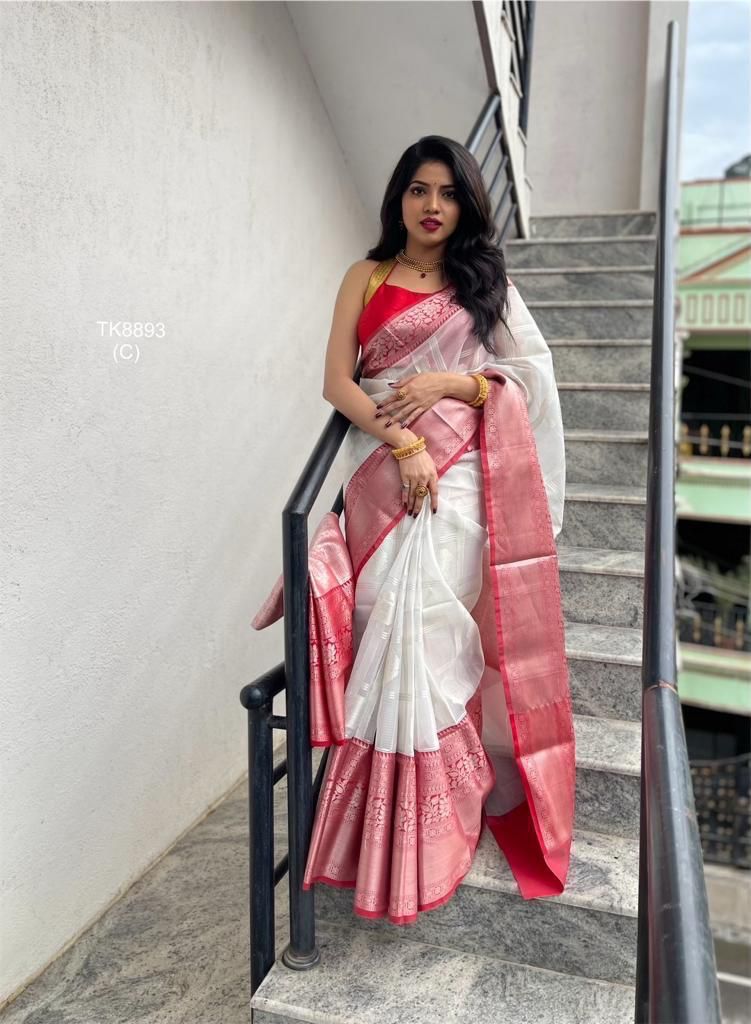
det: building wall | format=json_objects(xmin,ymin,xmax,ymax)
[
  {"xmin": 525, "ymin": 0, "xmax": 688, "ymax": 216},
  {"xmin": 1, "ymin": 0, "xmax": 368, "ymax": 1002},
  {"xmin": 286, "ymin": 1, "xmax": 490, "ymax": 230}
]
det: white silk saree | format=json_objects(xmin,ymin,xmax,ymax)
[{"xmin": 252, "ymin": 281, "xmax": 575, "ymax": 924}]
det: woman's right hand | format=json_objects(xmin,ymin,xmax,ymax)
[{"xmin": 398, "ymin": 448, "xmax": 439, "ymax": 517}]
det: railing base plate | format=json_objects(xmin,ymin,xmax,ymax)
[{"xmin": 281, "ymin": 944, "xmax": 321, "ymax": 972}]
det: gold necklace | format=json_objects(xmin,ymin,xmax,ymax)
[{"xmin": 395, "ymin": 248, "xmax": 444, "ymax": 279}]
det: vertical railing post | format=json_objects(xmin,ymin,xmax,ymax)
[
  {"xmin": 281, "ymin": 508, "xmax": 320, "ymax": 971},
  {"xmin": 518, "ymin": 1, "xmax": 536, "ymax": 137},
  {"xmin": 241, "ymin": 683, "xmax": 276, "ymax": 998}
]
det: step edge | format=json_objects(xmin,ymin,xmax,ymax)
[
  {"xmin": 508, "ymin": 234, "xmax": 656, "ymax": 244},
  {"xmin": 565, "ymin": 429, "xmax": 648, "ymax": 442},
  {"xmin": 567, "ymin": 645, "xmax": 642, "ymax": 667},
  {"xmin": 557, "ymin": 547, "xmax": 645, "ymax": 578},
  {"xmin": 530, "ymin": 209, "xmax": 656, "ymax": 217},
  {"xmin": 511, "ymin": 265, "xmax": 655, "ymax": 274},
  {"xmin": 527, "ymin": 299, "xmax": 653, "ymax": 308},
  {"xmin": 558, "ymin": 382, "xmax": 650, "ymax": 391},
  {"xmin": 548, "ymin": 338, "xmax": 652, "ymax": 346},
  {"xmin": 565, "ymin": 487, "xmax": 647, "ymax": 505},
  {"xmin": 545, "ymin": 342, "xmax": 651, "ymax": 350},
  {"xmin": 549, "ymin": 339, "xmax": 651, "ymax": 348}
]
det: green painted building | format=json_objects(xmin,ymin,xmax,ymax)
[{"xmin": 676, "ymin": 161, "xmax": 750, "ymax": 725}]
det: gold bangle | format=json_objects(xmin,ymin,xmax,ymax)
[
  {"xmin": 468, "ymin": 373, "xmax": 489, "ymax": 408},
  {"xmin": 392, "ymin": 435, "xmax": 426, "ymax": 460}
]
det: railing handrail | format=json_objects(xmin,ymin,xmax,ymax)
[{"xmin": 634, "ymin": 19, "xmax": 722, "ymax": 1024}]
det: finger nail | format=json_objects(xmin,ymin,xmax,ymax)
[
  {"xmin": 385, "ymin": 420, "xmax": 392, "ymax": 427},
  {"xmin": 375, "ymin": 412, "xmax": 382, "ymax": 418}
]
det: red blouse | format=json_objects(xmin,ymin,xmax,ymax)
[
  {"xmin": 357, "ymin": 280, "xmax": 450, "ymax": 349},
  {"xmin": 358, "ymin": 274, "xmax": 514, "ymax": 348}
]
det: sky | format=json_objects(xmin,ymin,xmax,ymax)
[{"xmin": 681, "ymin": 0, "xmax": 750, "ymax": 180}]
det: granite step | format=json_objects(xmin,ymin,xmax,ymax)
[
  {"xmin": 558, "ymin": 546, "xmax": 644, "ymax": 629},
  {"xmin": 277, "ymin": 718, "xmax": 641, "ymax": 962},
  {"xmin": 507, "ymin": 235, "xmax": 656, "ymax": 269},
  {"xmin": 559, "ymin": 382, "xmax": 651, "ymax": 432},
  {"xmin": 573, "ymin": 713, "xmax": 641, "ymax": 839},
  {"xmin": 529, "ymin": 211, "xmax": 656, "ymax": 239},
  {"xmin": 565, "ymin": 621, "xmax": 642, "ymax": 721},
  {"xmin": 565, "ymin": 430, "xmax": 648, "ymax": 488},
  {"xmin": 527, "ymin": 300, "xmax": 653, "ymax": 339},
  {"xmin": 558, "ymin": 483, "xmax": 646, "ymax": 552},
  {"xmin": 549, "ymin": 338, "xmax": 651, "ymax": 384},
  {"xmin": 510, "ymin": 267, "xmax": 654, "ymax": 301},
  {"xmin": 251, "ymin": 922, "xmax": 635, "ymax": 1024},
  {"xmin": 311, "ymin": 822, "xmax": 639, "ymax": 986}
]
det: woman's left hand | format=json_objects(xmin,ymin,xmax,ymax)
[{"xmin": 374, "ymin": 372, "xmax": 449, "ymax": 428}]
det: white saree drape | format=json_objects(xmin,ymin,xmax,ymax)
[{"xmin": 339, "ymin": 282, "xmax": 565, "ymax": 761}]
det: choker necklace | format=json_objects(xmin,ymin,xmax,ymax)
[{"xmin": 395, "ymin": 248, "xmax": 444, "ymax": 279}]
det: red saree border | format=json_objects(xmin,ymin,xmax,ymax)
[
  {"xmin": 361, "ymin": 287, "xmax": 462, "ymax": 377},
  {"xmin": 477, "ymin": 375, "xmax": 575, "ymax": 898},
  {"xmin": 344, "ymin": 403, "xmax": 482, "ymax": 583},
  {"xmin": 303, "ymin": 833, "xmax": 480, "ymax": 926},
  {"xmin": 346, "ymin": 421, "xmax": 481, "ymax": 585},
  {"xmin": 302, "ymin": 704, "xmax": 495, "ymax": 924}
]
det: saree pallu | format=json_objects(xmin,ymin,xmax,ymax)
[{"xmin": 252, "ymin": 281, "xmax": 575, "ymax": 925}]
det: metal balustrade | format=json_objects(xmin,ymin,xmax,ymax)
[{"xmin": 634, "ymin": 20, "xmax": 722, "ymax": 1024}]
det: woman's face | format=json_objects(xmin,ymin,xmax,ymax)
[{"xmin": 401, "ymin": 160, "xmax": 460, "ymax": 248}]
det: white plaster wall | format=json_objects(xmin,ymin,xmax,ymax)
[
  {"xmin": 287, "ymin": 1, "xmax": 489, "ymax": 229},
  {"xmin": 523, "ymin": 0, "xmax": 684, "ymax": 217},
  {"xmin": 525, "ymin": 0, "xmax": 651, "ymax": 215},
  {"xmin": 638, "ymin": 0, "xmax": 689, "ymax": 208},
  {"xmin": 0, "ymin": 1, "xmax": 369, "ymax": 1002}
]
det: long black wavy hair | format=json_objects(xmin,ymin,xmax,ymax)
[{"xmin": 366, "ymin": 135, "xmax": 513, "ymax": 354}]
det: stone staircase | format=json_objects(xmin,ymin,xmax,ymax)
[{"xmin": 251, "ymin": 212, "xmax": 655, "ymax": 1024}]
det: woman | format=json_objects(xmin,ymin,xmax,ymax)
[{"xmin": 253, "ymin": 135, "xmax": 575, "ymax": 926}]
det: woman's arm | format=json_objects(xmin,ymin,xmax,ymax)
[
  {"xmin": 322, "ymin": 261, "xmax": 418, "ymax": 449},
  {"xmin": 440, "ymin": 373, "xmax": 483, "ymax": 403}
]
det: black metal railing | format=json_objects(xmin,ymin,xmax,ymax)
[
  {"xmin": 242, "ymin": 84, "xmax": 532, "ymax": 1005},
  {"xmin": 473, "ymin": 2, "xmax": 536, "ymax": 240},
  {"xmin": 634, "ymin": 20, "xmax": 722, "ymax": 1024},
  {"xmin": 468, "ymin": 93, "xmax": 523, "ymax": 241},
  {"xmin": 502, "ymin": 1, "xmax": 536, "ymax": 137},
  {"xmin": 240, "ymin": 397, "xmax": 353, "ymax": 996}
]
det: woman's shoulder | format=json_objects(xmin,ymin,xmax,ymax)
[
  {"xmin": 340, "ymin": 259, "xmax": 379, "ymax": 291},
  {"xmin": 340, "ymin": 259, "xmax": 391, "ymax": 307}
]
